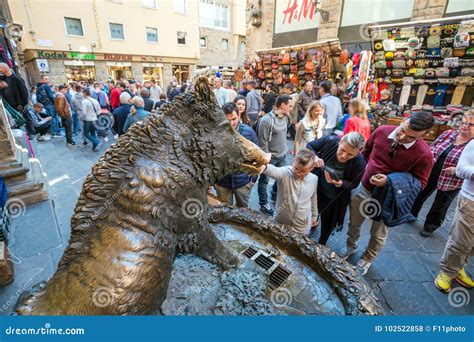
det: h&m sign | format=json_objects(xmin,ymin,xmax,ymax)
[{"xmin": 275, "ymin": 0, "xmax": 321, "ymax": 34}]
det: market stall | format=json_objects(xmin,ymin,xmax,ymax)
[
  {"xmin": 247, "ymin": 39, "xmax": 343, "ymax": 92},
  {"xmin": 367, "ymin": 15, "xmax": 473, "ymax": 139}
]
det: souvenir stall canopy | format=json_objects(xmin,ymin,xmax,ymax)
[
  {"xmin": 368, "ymin": 15, "xmax": 474, "ymax": 141},
  {"xmin": 248, "ymin": 39, "xmax": 343, "ymax": 91}
]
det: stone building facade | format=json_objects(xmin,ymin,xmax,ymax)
[
  {"xmin": 197, "ymin": 0, "xmax": 246, "ymax": 70},
  {"xmin": 8, "ymin": 0, "xmax": 200, "ymax": 87}
]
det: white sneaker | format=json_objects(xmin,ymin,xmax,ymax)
[
  {"xmin": 41, "ymin": 135, "xmax": 51, "ymax": 141},
  {"xmin": 340, "ymin": 246, "xmax": 357, "ymax": 260},
  {"xmin": 104, "ymin": 136, "xmax": 109, "ymax": 142},
  {"xmin": 113, "ymin": 134, "xmax": 118, "ymax": 140},
  {"xmin": 356, "ymin": 258, "xmax": 372, "ymax": 275}
]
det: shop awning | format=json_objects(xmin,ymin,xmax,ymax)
[
  {"xmin": 254, "ymin": 38, "xmax": 341, "ymax": 55},
  {"xmin": 367, "ymin": 14, "xmax": 473, "ymax": 31}
]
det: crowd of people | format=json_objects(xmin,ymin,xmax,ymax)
[
  {"xmin": 0, "ymin": 65, "xmax": 186, "ymax": 152},
  {"xmin": 0, "ymin": 63, "xmax": 472, "ymax": 294},
  {"xmin": 213, "ymin": 77, "xmax": 473, "ymax": 294}
]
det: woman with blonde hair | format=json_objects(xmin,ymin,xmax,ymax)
[
  {"xmin": 343, "ymin": 99, "xmax": 371, "ymax": 141},
  {"xmin": 123, "ymin": 96, "xmax": 151, "ymax": 132},
  {"xmin": 294, "ymin": 100, "xmax": 325, "ymax": 154}
]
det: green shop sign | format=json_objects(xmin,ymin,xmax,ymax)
[{"xmin": 37, "ymin": 50, "xmax": 95, "ymax": 60}]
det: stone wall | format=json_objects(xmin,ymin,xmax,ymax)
[
  {"xmin": 25, "ymin": 59, "xmax": 66, "ymax": 85},
  {"xmin": 411, "ymin": 0, "xmax": 448, "ymax": 20},
  {"xmin": 245, "ymin": 0, "xmax": 275, "ymax": 59},
  {"xmin": 131, "ymin": 62, "xmax": 143, "ymax": 82},
  {"xmin": 199, "ymin": 28, "xmax": 238, "ymax": 68},
  {"xmin": 95, "ymin": 62, "xmax": 109, "ymax": 83},
  {"xmin": 163, "ymin": 63, "xmax": 173, "ymax": 89},
  {"xmin": 316, "ymin": 0, "xmax": 343, "ymax": 41}
]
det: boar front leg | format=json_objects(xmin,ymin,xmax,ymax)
[{"xmin": 193, "ymin": 224, "xmax": 241, "ymax": 270}]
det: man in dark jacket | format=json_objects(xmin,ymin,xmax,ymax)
[
  {"xmin": 262, "ymin": 84, "xmax": 276, "ymax": 114},
  {"xmin": 297, "ymin": 81, "xmax": 315, "ymax": 121},
  {"xmin": 168, "ymin": 82, "xmax": 180, "ymax": 102},
  {"xmin": 0, "ymin": 63, "xmax": 31, "ymax": 134},
  {"xmin": 153, "ymin": 93, "xmax": 167, "ymax": 111},
  {"xmin": 140, "ymin": 88, "xmax": 154, "ymax": 111},
  {"xmin": 112, "ymin": 91, "xmax": 132, "ymax": 136},
  {"xmin": 36, "ymin": 74, "xmax": 61, "ymax": 136},
  {"xmin": 27, "ymin": 103, "xmax": 52, "ymax": 140},
  {"xmin": 215, "ymin": 102, "xmax": 258, "ymax": 207}
]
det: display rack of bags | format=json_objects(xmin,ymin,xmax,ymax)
[{"xmin": 253, "ymin": 49, "xmax": 331, "ymax": 90}]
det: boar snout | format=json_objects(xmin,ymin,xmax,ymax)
[{"xmin": 237, "ymin": 134, "xmax": 271, "ymax": 176}]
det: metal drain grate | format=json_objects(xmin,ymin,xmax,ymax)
[
  {"xmin": 243, "ymin": 246, "xmax": 258, "ymax": 259},
  {"xmin": 268, "ymin": 265, "xmax": 291, "ymax": 290},
  {"xmin": 241, "ymin": 246, "xmax": 291, "ymax": 290},
  {"xmin": 254, "ymin": 254, "xmax": 276, "ymax": 270}
]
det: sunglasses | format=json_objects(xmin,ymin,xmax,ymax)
[{"xmin": 388, "ymin": 140, "xmax": 398, "ymax": 159}]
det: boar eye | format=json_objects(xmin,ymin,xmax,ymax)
[{"xmin": 218, "ymin": 120, "xmax": 231, "ymax": 129}]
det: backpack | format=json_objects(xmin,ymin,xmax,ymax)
[{"xmin": 254, "ymin": 111, "xmax": 288, "ymax": 142}]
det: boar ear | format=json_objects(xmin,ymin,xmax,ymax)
[{"xmin": 194, "ymin": 77, "xmax": 217, "ymax": 104}]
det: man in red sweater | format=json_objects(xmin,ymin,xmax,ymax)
[
  {"xmin": 341, "ymin": 111, "xmax": 435, "ymax": 275},
  {"xmin": 110, "ymin": 81, "xmax": 125, "ymax": 110}
]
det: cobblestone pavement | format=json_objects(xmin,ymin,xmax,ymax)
[{"xmin": 1, "ymin": 135, "xmax": 472, "ymax": 315}]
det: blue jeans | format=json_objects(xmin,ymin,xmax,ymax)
[
  {"xmin": 83, "ymin": 121, "xmax": 100, "ymax": 148},
  {"xmin": 45, "ymin": 104, "xmax": 60, "ymax": 135},
  {"xmin": 72, "ymin": 111, "xmax": 80, "ymax": 134},
  {"xmin": 257, "ymin": 155, "xmax": 286, "ymax": 206}
]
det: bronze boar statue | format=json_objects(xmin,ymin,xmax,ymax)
[{"xmin": 17, "ymin": 77, "xmax": 270, "ymax": 315}]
